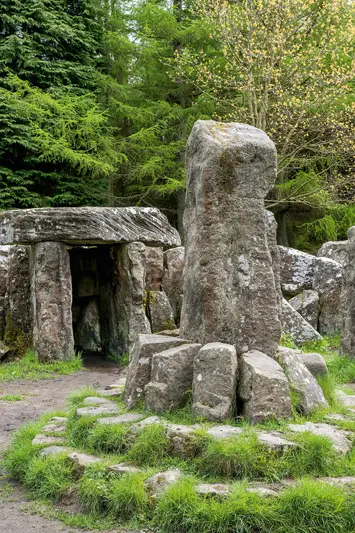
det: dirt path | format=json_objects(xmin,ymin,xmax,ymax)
[{"xmin": 0, "ymin": 365, "xmax": 132, "ymax": 533}]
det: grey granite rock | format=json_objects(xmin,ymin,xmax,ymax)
[
  {"xmin": 279, "ymin": 246, "xmax": 316, "ymax": 296},
  {"xmin": 317, "ymin": 241, "xmax": 348, "ymax": 265},
  {"xmin": 313, "ymin": 257, "xmax": 343, "ymax": 335},
  {"xmin": 282, "ymin": 298, "xmax": 321, "ymax": 345},
  {"xmin": 162, "ymin": 246, "xmax": 185, "ymax": 322},
  {"xmin": 288, "ymin": 290, "xmax": 320, "ymax": 330}
]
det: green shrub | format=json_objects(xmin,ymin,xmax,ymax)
[
  {"xmin": 107, "ymin": 473, "xmax": 148, "ymax": 520},
  {"xmin": 87, "ymin": 423, "xmax": 130, "ymax": 454},
  {"xmin": 24, "ymin": 454, "xmax": 75, "ymax": 502},
  {"xmin": 4, "ymin": 422, "xmax": 41, "ymax": 481},
  {"xmin": 127, "ymin": 423, "xmax": 170, "ymax": 466},
  {"xmin": 199, "ymin": 432, "xmax": 278, "ymax": 480}
]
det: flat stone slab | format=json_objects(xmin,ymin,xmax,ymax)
[
  {"xmin": 257, "ymin": 432, "xmax": 297, "ymax": 450},
  {"xmin": 131, "ymin": 416, "xmax": 162, "ymax": 432},
  {"xmin": 40, "ymin": 446, "xmax": 72, "ymax": 457},
  {"xmin": 96, "ymin": 389, "xmax": 123, "ymax": 398},
  {"xmin": 206, "ymin": 425, "xmax": 244, "ymax": 440},
  {"xmin": 166, "ymin": 423, "xmax": 201, "ymax": 438},
  {"xmin": 83, "ymin": 397, "xmax": 116, "ymax": 406},
  {"xmin": 0, "ymin": 207, "xmax": 181, "ymax": 247},
  {"xmin": 288, "ymin": 422, "xmax": 352, "ymax": 453},
  {"xmin": 338, "ymin": 395, "xmax": 355, "ymax": 407},
  {"xmin": 42, "ymin": 422, "xmax": 67, "ymax": 434},
  {"xmin": 32, "ymin": 434, "xmax": 66, "ymax": 446},
  {"xmin": 76, "ymin": 405, "xmax": 121, "ymax": 417},
  {"xmin": 246, "ymin": 487, "xmax": 279, "ymax": 497},
  {"xmin": 326, "ymin": 414, "xmax": 354, "ymax": 422},
  {"xmin": 197, "ymin": 484, "xmax": 232, "ymax": 497},
  {"xmin": 68, "ymin": 452, "xmax": 102, "ymax": 470},
  {"xmin": 108, "ymin": 463, "xmax": 142, "ymax": 474},
  {"xmin": 97, "ymin": 413, "xmax": 145, "ymax": 425},
  {"xmin": 107, "ymin": 377, "xmax": 126, "ymax": 390},
  {"xmin": 145, "ymin": 470, "xmax": 183, "ymax": 494}
]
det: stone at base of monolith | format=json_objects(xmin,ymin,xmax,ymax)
[
  {"xmin": 192, "ymin": 343, "xmax": 238, "ymax": 422},
  {"xmin": 145, "ymin": 343, "xmax": 201, "ymax": 412},
  {"xmin": 124, "ymin": 334, "xmax": 190, "ymax": 409},
  {"xmin": 238, "ymin": 350, "xmax": 292, "ymax": 423},
  {"xmin": 180, "ymin": 121, "xmax": 281, "ymax": 357},
  {"xmin": 30, "ymin": 242, "xmax": 74, "ymax": 361}
]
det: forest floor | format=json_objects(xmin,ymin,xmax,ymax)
[{"xmin": 0, "ymin": 362, "xmax": 133, "ymax": 533}]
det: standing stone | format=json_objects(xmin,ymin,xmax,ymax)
[
  {"xmin": 30, "ymin": 242, "xmax": 74, "ymax": 361},
  {"xmin": 145, "ymin": 247, "xmax": 164, "ymax": 291},
  {"xmin": 282, "ymin": 298, "xmax": 321, "ymax": 345},
  {"xmin": 341, "ymin": 228, "xmax": 355, "ymax": 356},
  {"xmin": 277, "ymin": 347, "xmax": 328, "ymax": 414},
  {"xmin": 75, "ymin": 298, "xmax": 101, "ymax": 352},
  {"xmin": 147, "ymin": 291, "xmax": 176, "ymax": 333},
  {"xmin": 238, "ymin": 350, "xmax": 292, "ymax": 423},
  {"xmin": 317, "ymin": 241, "xmax": 347, "ymax": 266},
  {"xmin": 145, "ymin": 343, "xmax": 201, "ymax": 412},
  {"xmin": 5, "ymin": 245, "xmax": 32, "ymax": 353},
  {"xmin": 124, "ymin": 334, "xmax": 189, "ymax": 408},
  {"xmin": 162, "ymin": 247, "xmax": 185, "ymax": 323},
  {"xmin": 277, "ymin": 347, "xmax": 328, "ymax": 377},
  {"xmin": 99, "ymin": 242, "xmax": 151, "ymax": 358},
  {"xmin": 313, "ymin": 257, "xmax": 343, "ymax": 335},
  {"xmin": 288, "ymin": 289, "xmax": 320, "ymax": 330},
  {"xmin": 180, "ymin": 121, "xmax": 281, "ymax": 357},
  {"xmin": 279, "ymin": 246, "xmax": 316, "ymax": 296},
  {"xmin": 193, "ymin": 343, "xmax": 238, "ymax": 421},
  {"xmin": 265, "ymin": 211, "xmax": 282, "ymax": 314}
]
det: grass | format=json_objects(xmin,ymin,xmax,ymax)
[
  {"xmin": 0, "ymin": 394, "xmax": 24, "ymax": 401},
  {"xmin": 24, "ymin": 453, "xmax": 75, "ymax": 502},
  {"xmin": 107, "ymin": 473, "xmax": 149, "ymax": 520},
  {"xmin": 127, "ymin": 423, "xmax": 170, "ymax": 466},
  {"xmin": 0, "ymin": 350, "xmax": 82, "ymax": 383}
]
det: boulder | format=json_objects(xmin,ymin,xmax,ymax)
[
  {"xmin": 317, "ymin": 241, "xmax": 347, "ymax": 266},
  {"xmin": 145, "ymin": 470, "xmax": 183, "ymax": 495},
  {"xmin": 192, "ymin": 342, "xmax": 238, "ymax": 421},
  {"xmin": 277, "ymin": 347, "xmax": 328, "ymax": 414},
  {"xmin": 313, "ymin": 257, "xmax": 343, "ymax": 335},
  {"xmin": 180, "ymin": 121, "xmax": 281, "ymax": 357},
  {"xmin": 162, "ymin": 246, "xmax": 185, "ymax": 322},
  {"xmin": 277, "ymin": 347, "xmax": 327, "ymax": 377},
  {"xmin": 238, "ymin": 350, "xmax": 292, "ymax": 423},
  {"xmin": 288, "ymin": 290, "xmax": 320, "ymax": 330},
  {"xmin": 288, "ymin": 422, "xmax": 352, "ymax": 454},
  {"xmin": 340, "ymin": 229, "xmax": 355, "ymax": 355},
  {"xmin": 0, "ymin": 207, "xmax": 181, "ymax": 247},
  {"xmin": 145, "ymin": 247, "xmax": 164, "ymax": 291},
  {"xmin": 124, "ymin": 334, "xmax": 189, "ymax": 409},
  {"xmin": 4, "ymin": 245, "xmax": 32, "ymax": 353},
  {"xmin": 279, "ymin": 246, "xmax": 316, "ymax": 296},
  {"xmin": 145, "ymin": 343, "xmax": 202, "ymax": 412},
  {"xmin": 30, "ymin": 242, "xmax": 74, "ymax": 362},
  {"xmin": 0, "ymin": 246, "xmax": 9, "ymax": 298},
  {"xmin": 147, "ymin": 291, "xmax": 176, "ymax": 333},
  {"xmin": 282, "ymin": 298, "xmax": 321, "ymax": 345},
  {"xmin": 75, "ymin": 298, "xmax": 101, "ymax": 352}
]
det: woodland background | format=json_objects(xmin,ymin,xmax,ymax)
[{"xmin": 1, "ymin": 0, "xmax": 355, "ymax": 250}]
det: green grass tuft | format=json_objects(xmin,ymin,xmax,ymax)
[
  {"xmin": 67, "ymin": 414, "xmax": 98, "ymax": 449},
  {"xmin": 87, "ymin": 423, "xmax": 131, "ymax": 455},
  {"xmin": 107, "ymin": 473, "xmax": 148, "ymax": 520},
  {"xmin": 3, "ymin": 421, "xmax": 42, "ymax": 481},
  {"xmin": 0, "ymin": 394, "xmax": 24, "ymax": 401},
  {"xmin": 78, "ymin": 463, "xmax": 111, "ymax": 515},
  {"xmin": 127, "ymin": 423, "xmax": 170, "ymax": 466},
  {"xmin": 24, "ymin": 453, "xmax": 75, "ymax": 502}
]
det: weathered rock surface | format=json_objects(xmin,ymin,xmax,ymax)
[
  {"xmin": 4, "ymin": 245, "xmax": 31, "ymax": 352},
  {"xmin": 30, "ymin": 242, "xmax": 74, "ymax": 362},
  {"xmin": 206, "ymin": 425, "xmax": 244, "ymax": 440},
  {"xmin": 83, "ymin": 397, "xmax": 115, "ymax": 406},
  {"xmin": 0, "ymin": 207, "xmax": 181, "ymax": 247},
  {"xmin": 265, "ymin": 211, "xmax": 282, "ymax": 314},
  {"xmin": 97, "ymin": 413, "xmax": 144, "ymax": 425},
  {"xmin": 145, "ymin": 247, "xmax": 164, "ymax": 291},
  {"xmin": 180, "ymin": 121, "xmax": 281, "ymax": 357},
  {"xmin": 124, "ymin": 334, "xmax": 189, "ymax": 408},
  {"xmin": 288, "ymin": 290, "xmax": 320, "ymax": 330},
  {"xmin": 277, "ymin": 347, "xmax": 327, "ymax": 377},
  {"xmin": 279, "ymin": 246, "xmax": 316, "ymax": 296},
  {"xmin": 162, "ymin": 247, "xmax": 185, "ymax": 322},
  {"xmin": 108, "ymin": 463, "xmax": 142, "ymax": 474},
  {"xmin": 238, "ymin": 350, "xmax": 292, "ymax": 423},
  {"xmin": 32, "ymin": 434, "xmax": 66, "ymax": 446},
  {"xmin": 40, "ymin": 446, "xmax": 72, "ymax": 457},
  {"xmin": 288, "ymin": 422, "xmax": 352, "ymax": 453},
  {"xmin": 197, "ymin": 484, "xmax": 231, "ymax": 497},
  {"xmin": 192, "ymin": 343, "xmax": 238, "ymax": 421},
  {"xmin": 145, "ymin": 470, "xmax": 182, "ymax": 495},
  {"xmin": 75, "ymin": 298, "xmax": 101, "ymax": 352},
  {"xmin": 147, "ymin": 291, "xmax": 176, "ymax": 333},
  {"xmin": 313, "ymin": 257, "xmax": 343, "ymax": 335},
  {"xmin": 76, "ymin": 405, "xmax": 120, "ymax": 417},
  {"xmin": 166, "ymin": 423, "xmax": 201, "ymax": 456},
  {"xmin": 277, "ymin": 347, "xmax": 328, "ymax": 414},
  {"xmin": 317, "ymin": 241, "xmax": 348, "ymax": 265},
  {"xmin": 340, "ymin": 228, "xmax": 355, "ymax": 356},
  {"xmin": 145, "ymin": 343, "xmax": 201, "ymax": 412},
  {"xmin": 67, "ymin": 452, "xmax": 102, "ymax": 473},
  {"xmin": 282, "ymin": 298, "xmax": 321, "ymax": 345}
]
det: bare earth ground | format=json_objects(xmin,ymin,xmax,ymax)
[{"xmin": 0, "ymin": 363, "xmax": 133, "ymax": 533}]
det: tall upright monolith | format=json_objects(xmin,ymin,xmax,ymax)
[{"xmin": 180, "ymin": 121, "xmax": 281, "ymax": 357}]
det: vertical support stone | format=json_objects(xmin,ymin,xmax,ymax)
[
  {"xmin": 30, "ymin": 242, "xmax": 74, "ymax": 361},
  {"xmin": 341, "ymin": 227, "xmax": 355, "ymax": 356},
  {"xmin": 5, "ymin": 245, "xmax": 32, "ymax": 353},
  {"xmin": 180, "ymin": 121, "xmax": 281, "ymax": 357},
  {"xmin": 99, "ymin": 242, "xmax": 150, "ymax": 358}
]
